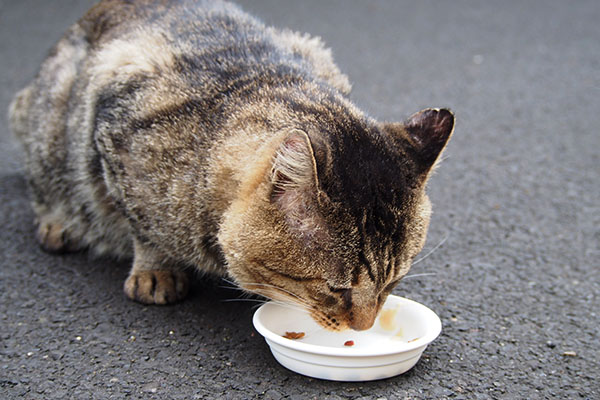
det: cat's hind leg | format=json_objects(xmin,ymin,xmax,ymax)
[{"xmin": 124, "ymin": 239, "xmax": 190, "ymax": 305}]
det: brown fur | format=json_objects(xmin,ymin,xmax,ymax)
[{"xmin": 9, "ymin": 0, "xmax": 454, "ymax": 331}]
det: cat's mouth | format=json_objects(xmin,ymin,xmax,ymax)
[
  {"xmin": 309, "ymin": 309, "xmax": 378, "ymax": 331},
  {"xmin": 309, "ymin": 304, "xmax": 380, "ymax": 332},
  {"xmin": 239, "ymin": 282, "xmax": 379, "ymax": 331},
  {"xmin": 311, "ymin": 287, "xmax": 382, "ymax": 331},
  {"xmin": 309, "ymin": 310, "xmax": 348, "ymax": 331}
]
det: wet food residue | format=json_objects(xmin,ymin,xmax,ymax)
[
  {"xmin": 379, "ymin": 307, "xmax": 399, "ymax": 331},
  {"xmin": 283, "ymin": 331, "xmax": 305, "ymax": 340}
]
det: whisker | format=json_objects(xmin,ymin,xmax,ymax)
[
  {"xmin": 412, "ymin": 234, "xmax": 449, "ymax": 267},
  {"xmin": 274, "ymin": 293, "xmax": 318, "ymax": 315},
  {"xmin": 219, "ymin": 278, "xmax": 321, "ymax": 317},
  {"xmin": 271, "ymin": 293, "xmax": 313, "ymax": 310},
  {"xmin": 218, "ymin": 285, "xmax": 250, "ymax": 293},
  {"xmin": 228, "ymin": 285, "xmax": 341, "ymax": 334},
  {"xmin": 220, "ymin": 277, "xmax": 241, "ymax": 288},
  {"xmin": 221, "ymin": 292, "xmax": 310, "ymax": 315},
  {"xmin": 268, "ymin": 299, "xmax": 311, "ymax": 314},
  {"xmin": 221, "ymin": 298, "xmax": 268, "ymax": 304},
  {"xmin": 235, "ymin": 281, "xmax": 312, "ymax": 307},
  {"xmin": 223, "ymin": 278, "xmax": 298, "ymax": 302},
  {"xmin": 402, "ymin": 272, "xmax": 437, "ymax": 279},
  {"xmin": 438, "ymin": 155, "xmax": 451, "ymax": 164}
]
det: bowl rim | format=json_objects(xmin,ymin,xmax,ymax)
[{"xmin": 252, "ymin": 295, "xmax": 442, "ymax": 358}]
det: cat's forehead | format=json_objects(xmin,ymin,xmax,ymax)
[{"xmin": 313, "ymin": 120, "xmax": 421, "ymax": 215}]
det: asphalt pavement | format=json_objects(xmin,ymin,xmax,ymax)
[{"xmin": 1, "ymin": 0, "xmax": 598, "ymax": 399}]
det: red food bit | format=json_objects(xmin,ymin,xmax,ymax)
[{"xmin": 344, "ymin": 340, "xmax": 355, "ymax": 346}]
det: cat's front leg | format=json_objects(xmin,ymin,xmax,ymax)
[{"xmin": 124, "ymin": 238, "xmax": 189, "ymax": 305}]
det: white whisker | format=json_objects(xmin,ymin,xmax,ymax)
[
  {"xmin": 220, "ymin": 289, "xmax": 311, "ymax": 314},
  {"xmin": 221, "ymin": 298, "xmax": 267, "ymax": 304},
  {"xmin": 219, "ymin": 278, "xmax": 320, "ymax": 316},
  {"xmin": 236, "ymin": 281, "xmax": 312, "ymax": 307},
  {"xmin": 220, "ymin": 277, "xmax": 241, "ymax": 288},
  {"xmin": 439, "ymin": 155, "xmax": 451, "ymax": 164},
  {"xmin": 218, "ymin": 285, "xmax": 251, "ymax": 293},
  {"xmin": 402, "ymin": 272, "xmax": 437, "ymax": 279},
  {"xmin": 268, "ymin": 299, "xmax": 311, "ymax": 314},
  {"xmin": 412, "ymin": 234, "xmax": 449, "ymax": 267}
]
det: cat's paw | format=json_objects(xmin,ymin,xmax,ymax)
[
  {"xmin": 35, "ymin": 219, "xmax": 79, "ymax": 253},
  {"xmin": 124, "ymin": 270, "xmax": 189, "ymax": 305}
]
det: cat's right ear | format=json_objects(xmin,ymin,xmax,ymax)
[{"xmin": 385, "ymin": 108, "xmax": 455, "ymax": 176}]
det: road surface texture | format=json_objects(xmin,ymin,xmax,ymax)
[{"xmin": 1, "ymin": 0, "xmax": 598, "ymax": 399}]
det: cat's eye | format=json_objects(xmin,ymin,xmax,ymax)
[{"xmin": 327, "ymin": 284, "xmax": 349, "ymax": 293}]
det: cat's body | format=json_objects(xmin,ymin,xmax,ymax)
[{"xmin": 9, "ymin": 0, "xmax": 454, "ymax": 331}]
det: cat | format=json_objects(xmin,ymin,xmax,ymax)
[{"xmin": 9, "ymin": 0, "xmax": 454, "ymax": 331}]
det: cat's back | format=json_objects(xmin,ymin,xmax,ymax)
[
  {"xmin": 9, "ymin": 0, "xmax": 278, "ymax": 259},
  {"xmin": 78, "ymin": 0, "xmax": 349, "ymax": 96},
  {"xmin": 9, "ymin": 0, "xmax": 350, "ymax": 259},
  {"xmin": 79, "ymin": 0, "xmax": 256, "ymax": 47}
]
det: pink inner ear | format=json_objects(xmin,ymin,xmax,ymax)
[
  {"xmin": 289, "ymin": 204, "xmax": 329, "ymax": 245},
  {"xmin": 272, "ymin": 181, "xmax": 329, "ymax": 245},
  {"xmin": 283, "ymin": 133, "xmax": 310, "ymax": 152},
  {"xmin": 270, "ymin": 171, "xmax": 292, "ymax": 202},
  {"xmin": 270, "ymin": 130, "xmax": 328, "ymax": 245},
  {"xmin": 270, "ymin": 130, "xmax": 315, "ymax": 202}
]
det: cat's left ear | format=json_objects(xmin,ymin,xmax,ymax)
[
  {"xmin": 384, "ymin": 108, "xmax": 455, "ymax": 176},
  {"xmin": 270, "ymin": 131, "xmax": 326, "ymax": 241},
  {"xmin": 270, "ymin": 130, "xmax": 319, "ymax": 207}
]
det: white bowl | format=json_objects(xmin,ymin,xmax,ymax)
[{"xmin": 252, "ymin": 295, "xmax": 442, "ymax": 381}]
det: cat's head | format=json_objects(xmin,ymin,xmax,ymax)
[{"xmin": 219, "ymin": 108, "xmax": 454, "ymax": 331}]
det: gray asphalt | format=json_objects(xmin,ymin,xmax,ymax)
[{"xmin": 1, "ymin": 0, "xmax": 599, "ymax": 399}]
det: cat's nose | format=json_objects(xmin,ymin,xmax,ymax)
[
  {"xmin": 349, "ymin": 316, "xmax": 375, "ymax": 331},
  {"xmin": 348, "ymin": 304, "xmax": 377, "ymax": 331}
]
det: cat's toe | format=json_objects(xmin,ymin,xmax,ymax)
[
  {"xmin": 124, "ymin": 270, "xmax": 189, "ymax": 305},
  {"xmin": 36, "ymin": 219, "xmax": 78, "ymax": 253}
]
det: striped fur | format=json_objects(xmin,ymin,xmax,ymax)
[{"xmin": 9, "ymin": 0, "xmax": 453, "ymax": 330}]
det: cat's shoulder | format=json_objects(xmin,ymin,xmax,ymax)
[{"xmin": 270, "ymin": 29, "xmax": 352, "ymax": 94}]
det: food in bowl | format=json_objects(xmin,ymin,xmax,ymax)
[
  {"xmin": 283, "ymin": 331, "xmax": 305, "ymax": 340},
  {"xmin": 253, "ymin": 295, "xmax": 442, "ymax": 381}
]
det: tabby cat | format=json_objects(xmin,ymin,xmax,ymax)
[{"xmin": 9, "ymin": 0, "xmax": 454, "ymax": 331}]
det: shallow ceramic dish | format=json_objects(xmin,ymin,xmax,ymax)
[{"xmin": 252, "ymin": 295, "xmax": 442, "ymax": 381}]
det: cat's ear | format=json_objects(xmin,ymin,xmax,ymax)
[
  {"xmin": 270, "ymin": 130, "xmax": 319, "ymax": 206},
  {"xmin": 385, "ymin": 108, "xmax": 455, "ymax": 175},
  {"xmin": 270, "ymin": 131, "xmax": 326, "ymax": 241}
]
